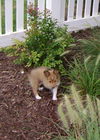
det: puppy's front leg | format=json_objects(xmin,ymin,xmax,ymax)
[{"xmin": 52, "ymin": 86, "xmax": 58, "ymax": 100}]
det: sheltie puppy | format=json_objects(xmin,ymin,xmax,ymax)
[{"xmin": 28, "ymin": 67, "xmax": 60, "ymax": 100}]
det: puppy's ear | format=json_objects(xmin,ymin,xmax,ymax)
[
  {"xmin": 53, "ymin": 69, "xmax": 59, "ymax": 75},
  {"xmin": 44, "ymin": 70, "xmax": 50, "ymax": 77}
]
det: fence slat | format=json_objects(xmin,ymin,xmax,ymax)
[
  {"xmin": 92, "ymin": 0, "xmax": 99, "ymax": 16},
  {"xmin": 0, "ymin": 0, "xmax": 1, "ymax": 34},
  {"xmin": 67, "ymin": 0, "xmax": 75, "ymax": 20},
  {"xmin": 38, "ymin": 0, "xmax": 45, "ymax": 12},
  {"xmin": 84, "ymin": 0, "xmax": 92, "ymax": 17},
  {"xmin": 46, "ymin": 0, "xmax": 52, "ymax": 10},
  {"xmin": 76, "ymin": 0, "xmax": 83, "ymax": 19},
  {"xmin": 16, "ymin": 0, "xmax": 24, "ymax": 31},
  {"xmin": 5, "ymin": 0, "xmax": 13, "ymax": 34},
  {"xmin": 60, "ymin": 0, "xmax": 66, "ymax": 21},
  {"xmin": 51, "ymin": 0, "xmax": 65, "ymax": 22}
]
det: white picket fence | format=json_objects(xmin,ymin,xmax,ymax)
[{"xmin": 0, "ymin": 0, "xmax": 100, "ymax": 47}]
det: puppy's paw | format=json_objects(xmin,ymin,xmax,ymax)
[
  {"xmin": 35, "ymin": 95, "xmax": 42, "ymax": 100},
  {"xmin": 52, "ymin": 97, "xmax": 57, "ymax": 101},
  {"xmin": 38, "ymin": 87, "xmax": 44, "ymax": 91}
]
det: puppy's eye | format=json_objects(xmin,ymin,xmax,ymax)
[{"xmin": 49, "ymin": 81, "xmax": 52, "ymax": 83}]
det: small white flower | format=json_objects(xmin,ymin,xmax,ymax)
[{"xmin": 21, "ymin": 70, "xmax": 24, "ymax": 74}]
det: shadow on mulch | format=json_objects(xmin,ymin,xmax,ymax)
[{"xmin": 0, "ymin": 28, "xmax": 97, "ymax": 140}]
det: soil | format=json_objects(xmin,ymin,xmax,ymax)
[{"xmin": 0, "ymin": 28, "xmax": 97, "ymax": 140}]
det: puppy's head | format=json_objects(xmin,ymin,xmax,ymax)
[{"xmin": 44, "ymin": 69, "xmax": 60, "ymax": 89}]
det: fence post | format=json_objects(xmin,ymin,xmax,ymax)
[
  {"xmin": 67, "ymin": 0, "xmax": 75, "ymax": 21},
  {"xmin": 16, "ymin": 0, "xmax": 24, "ymax": 32},
  {"xmin": 0, "ymin": 0, "xmax": 1, "ymax": 34},
  {"xmin": 5, "ymin": 0, "xmax": 13, "ymax": 34},
  {"xmin": 92, "ymin": 0, "xmax": 99, "ymax": 16},
  {"xmin": 46, "ymin": 0, "xmax": 52, "ymax": 10},
  {"xmin": 76, "ymin": 0, "xmax": 83, "ymax": 19},
  {"xmin": 50, "ymin": 0, "xmax": 65, "ymax": 22},
  {"xmin": 38, "ymin": 0, "xmax": 45, "ymax": 12},
  {"xmin": 84, "ymin": 0, "xmax": 92, "ymax": 17}
]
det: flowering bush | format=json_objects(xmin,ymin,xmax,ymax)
[{"xmin": 3, "ymin": 3, "xmax": 74, "ymax": 74}]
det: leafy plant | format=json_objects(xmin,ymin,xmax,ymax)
[
  {"xmin": 3, "ymin": 3, "xmax": 74, "ymax": 74},
  {"xmin": 54, "ymin": 85, "xmax": 100, "ymax": 140},
  {"xmin": 67, "ymin": 55, "xmax": 100, "ymax": 96},
  {"xmin": 79, "ymin": 29, "xmax": 100, "ymax": 57}
]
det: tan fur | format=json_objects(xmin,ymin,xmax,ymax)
[{"xmin": 28, "ymin": 67, "xmax": 60, "ymax": 100}]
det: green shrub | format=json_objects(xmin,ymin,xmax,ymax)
[
  {"xmin": 79, "ymin": 29, "xmax": 100, "ymax": 57},
  {"xmin": 53, "ymin": 85, "xmax": 100, "ymax": 140},
  {"xmin": 3, "ymin": 5, "xmax": 74, "ymax": 74},
  {"xmin": 67, "ymin": 55, "xmax": 100, "ymax": 96}
]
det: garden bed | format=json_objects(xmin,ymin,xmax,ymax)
[{"xmin": 0, "ymin": 28, "xmax": 99, "ymax": 140}]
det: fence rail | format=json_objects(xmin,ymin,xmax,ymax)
[{"xmin": 0, "ymin": 0, "xmax": 100, "ymax": 47}]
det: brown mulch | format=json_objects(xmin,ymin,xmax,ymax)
[
  {"xmin": 0, "ymin": 52, "xmax": 65, "ymax": 140},
  {"xmin": 0, "ymin": 28, "xmax": 96, "ymax": 140},
  {"xmin": 0, "ymin": 52, "xmax": 68, "ymax": 140}
]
